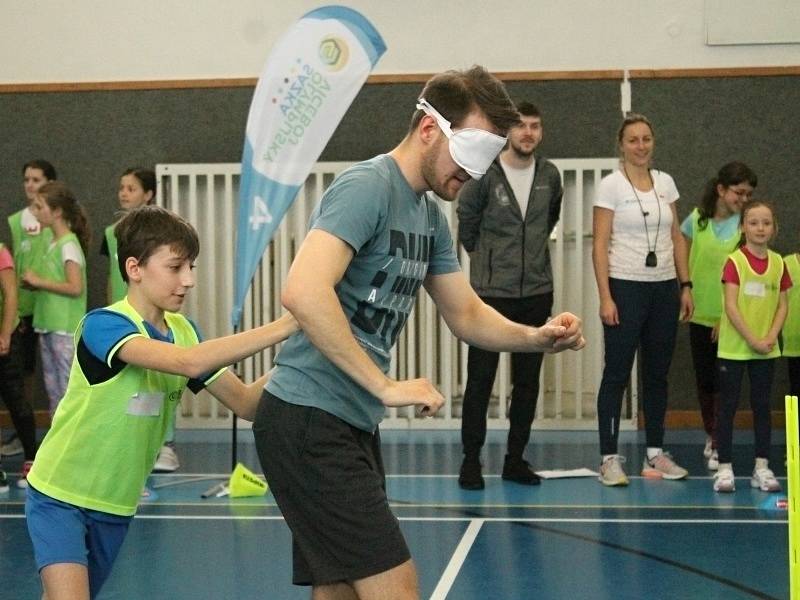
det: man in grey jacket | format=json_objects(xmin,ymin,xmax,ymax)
[{"xmin": 456, "ymin": 101, "xmax": 564, "ymax": 489}]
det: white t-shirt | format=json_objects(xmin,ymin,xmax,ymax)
[
  {"xmin": 500, "ymin": 157, "xmax": 536, "ymax": 217},
  {"xmin": 594, "ymin": 169, "xmax": 679, "ymax": 282}
]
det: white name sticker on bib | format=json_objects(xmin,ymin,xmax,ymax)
[
  {"xmin": 127, "ymin": 392, "xmax": 164, "ymax": 417},
  {"xmin": 743, "ymin": 281, "xmax": 766, "ymax": 298}
]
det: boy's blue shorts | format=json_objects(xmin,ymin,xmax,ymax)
[{"xmin": 25, "ymin": 484, "xmax": 132, "ymax": 597}]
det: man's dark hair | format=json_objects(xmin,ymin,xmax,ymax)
[
  {"xmin": 114, "ymin": 205, "xmax": 199, "ymax": 283},
  {"xmin": 516, "ymin": 101, "xmax": 541, "ymax": 120},
  {"xmin": 408, "ymin": 65, "xmax": 519, "ymax": 134}
]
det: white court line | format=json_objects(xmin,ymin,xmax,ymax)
[
  {"xmin": 0, "ymin": 514, "xmax": 785, "ymax": 525},
  {"xmin": 429, "ymin": 518, "xmax": 484, "ymax": 600}
]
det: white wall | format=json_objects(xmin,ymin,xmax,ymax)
[{"xmin": 3, "ymin": 0, "xmax": 798, "ymax": 84}]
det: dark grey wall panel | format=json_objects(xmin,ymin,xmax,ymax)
[{"xmin": 1, "ymin": 75, "xmax": 796, "ymax": 412}]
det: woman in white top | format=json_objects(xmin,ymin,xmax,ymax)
[{"xmin": 592, "ymin": 113, "xmax": 693, "ymax": 486}]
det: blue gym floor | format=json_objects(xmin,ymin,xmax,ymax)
[{"xmin": 0, "ymin": 430, "xmax": 789, "ymax": 599}]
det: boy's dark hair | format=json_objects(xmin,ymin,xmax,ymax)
[
  {"xmin": 114, "ymin": 205, "xmax": 199, "ymax": 283},
  {"xmin": 516, "ymin": 101, "xmax": 541, "ymax": 120},
  {"xmin": 408, "ymin": 65, "xmax": 519, "ymax": 134}
]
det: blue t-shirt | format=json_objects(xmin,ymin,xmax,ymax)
[
  {"xmin": 268, "ymin": 154, "xmax": 461, "ymax": 431},
  {"xmin": 80, "ymin": 309, "xmax": 213, "ymax": 390},
  {"xmin": 680, "ymin": 211, "xmax": 740, "ymax": 241}
]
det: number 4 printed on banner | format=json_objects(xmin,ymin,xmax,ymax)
[{"xmin": 249, "ymin": 196, "xmax": 273, "ymax": 230}]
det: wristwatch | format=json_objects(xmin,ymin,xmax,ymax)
[{"xmin": 679, "ymin": 280, "xmax": 693, "ymax": 289}]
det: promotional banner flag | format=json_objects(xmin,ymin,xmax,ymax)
[{"xmin": 232, "ymin": 6, "xmax": 386, "ymax": 326}]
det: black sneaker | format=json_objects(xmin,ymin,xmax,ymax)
[
  {"xmin": 0, "ymin": 470, "xmax": 9, "ymax": 494},
  {"xmin": 502, "ymin": 456, "xmax": 541, "ymax": 485},
  {"xmin": 458, "ymin": 456, "xmax": 484, "ymax": 490}
]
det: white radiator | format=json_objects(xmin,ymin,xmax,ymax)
[{"xmin": 156, "ymin": 158, "xmax": 637, "ymax": 431}]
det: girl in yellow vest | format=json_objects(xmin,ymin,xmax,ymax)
[
  {"xmin": 680, "ymin": 162, "xmax": 757, "ymax": 471},
  {"xmin": 21, "ymin": 182, "xmax": 89, "ymax": 429},
  {"xmin": 24, "ymin": 206, "xmax": 296, "ymax": 599},
  {"xmin": 714, "ymin": 200, "xmax": 790, "ymax": 493},
  {"xmin": 783, "ymin": 251, "xmax": 800, "ymax": 398}
]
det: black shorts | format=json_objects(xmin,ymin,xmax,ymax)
[
  {"xmin": 253, "ymin": 390, "xmax": 410, "ymax": 586},
  {"xmin": 16, "ymin": 315, "xmax": 38, "ymax": 374}
]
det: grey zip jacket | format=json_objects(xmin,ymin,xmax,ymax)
[{"xmin": 456, "ymin": 156, "xmax": 563, "ymax": 298}]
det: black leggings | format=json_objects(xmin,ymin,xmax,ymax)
[
  {"xmin": 597, "ymin": 278, "xmax": 679, "ymax": 456},
  {"xmin": 717, "ymin": 358, "xmax": 774, "ymax": 464},
  {"xmin": 0, "ymin": 330, "xmax": 37, "ymax": 460}
]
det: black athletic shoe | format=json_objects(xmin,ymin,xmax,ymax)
[
  {"xmin": 458, "ymin": 456, "xmax": 484, "ymax": 490},
  {"xmin": 501, "ymin": 456, "xmax": 541, "ymax": 485}
]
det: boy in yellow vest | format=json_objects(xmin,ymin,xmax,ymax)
[{"xmin": 25, "ymin": 205, "xmax": 297, "ymax": 599}]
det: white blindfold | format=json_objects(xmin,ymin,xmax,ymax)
[{"xmin": 416, "ymin": 98, "xmax": 507, "ymax": 179}]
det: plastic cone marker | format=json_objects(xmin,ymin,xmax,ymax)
[{"xmin": 229, "ymin": 463, "xmax": 268, "ymax": 498}]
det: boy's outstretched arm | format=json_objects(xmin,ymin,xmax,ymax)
[
  {"xmin": 116, "ymin": 312, "xmax": 297, "ymax": 379},
  {"xmin": 205, "ymin": 370, "xmax": 270, "ymax": 421}
]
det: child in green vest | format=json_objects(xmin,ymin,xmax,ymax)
[
  {"xmin": 21, "ymin": 182, "xmax": 90, "ymax": 429},
  {"xmin": 783, "ymin": 251, "xmax": 800, "ymax": 398},
  {"xmin": 102, "ymin": 168, "xmax": 156, "ymax": 304},
  {"xmin": 100, "ymin": 168, "xmax": 182, "ymax": 473},
  {"xmin": 3, "ymin": 159, "xmax": 56, "ymax": 463},
  {"xmin": 0, "ymin": 241, "xmax": 24, "ymax": 492},
  {"xmin": 680, "ymin": 162, "xmax": 757, "ymax": 471},
  {"xmin": 24, "ymin": 205, "xmax": 297, "ymax": 600},
  {"xmin": 714, "ymin": 200, "xmax": 790, "ymax": 493}
]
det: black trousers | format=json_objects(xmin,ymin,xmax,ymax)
[
  {"xmin": 688, "ymin": 322, "xmax": 720, "ymax": 441},
  {"xmin": 461, "ymin": 292, "xmax": 553, "ymax": 459},
  {"xmin": 597, "ymin": 278, "xmax": 679, "ymax": 456}
]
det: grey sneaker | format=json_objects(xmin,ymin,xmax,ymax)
[
  {"xmin": 1, "ymin": 434, "xmax": 23, "ymax": 457},
  {"xmin": 713, "ymin": 467, "xmax": 735, "ymax": 493},
  {"xmin": 599, "ymin": 455, "xmax": 629, "ymax": 486},
  {"xmin": 751, "ymin": 467, "xmax": 781, "ymax": 492},
  {"xmin": 641, "ymin": 452, "xmax": 688, "ymax": 480},
  {"xmin": 0, "ymin": 470, "xmax": 8, "ymax": 493}
]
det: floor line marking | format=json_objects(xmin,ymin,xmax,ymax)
[
  {"xmin": 0, "ymin": 514, "xmax": 785, "ymax": 524},
  {"xmin": 430, "ymin": 518, "xmax": 483, "ymax": 600}
]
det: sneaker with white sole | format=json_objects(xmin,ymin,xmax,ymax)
[
  {"xmin": 153, "ymin": 444, "xmax": 179, "ymax": 472},
  {"xmin": 703, "ymin": 437, "xmax": 713, "ymax": 459},
  {"xmin": 713, "ymin": 467, "xmax": 735, "ymax": 493},
  {"xmin": 707, "ymin": 450, "xmax": 719, "ymax": 471},
  {"xmin": 751, "ymin": 467, "xmax": 781, "ymax": 492},
  {"xmin": 599, "ymin": 455, "xmax": 629, "ymax": 486},
  {"xmin": 1, "ymin": 434, "xmax": 23, "ymax": 457},
  {"xmin": 641, "ymin": 452, "xmax": 688, "ymax": 480},
  {"xmin": 0, "ymin": 470, "xmax": 8, "ymax": 494}
]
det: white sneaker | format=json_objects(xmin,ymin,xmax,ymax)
[
  {"xmin": 707, "ymin": 450, "xmax": 719, "ymax": 471},
  {"xmin": 703, "ymin": 437, "xmax": 713, "ymax": 459},
  {"xmin": 713, "ymin": 467, "xmax": 735, "ymax": 493},
  {"xmin": 1, "ymin": 435, "xmax": 23, "ymax": 457},
  {"xmin": 751, "ymin": 467, "xmax": 781, "ymax": 492},
  {"xmin": 641, "ymin": 452, "xmax": 688, "ymax": 480},
  {"xmin": 599, "ymin": 455, "xmax": 629, "ymax": 486},
  {"xmin": 153, "ymin": 444, "xmax": 179, "ymax": 472}
]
